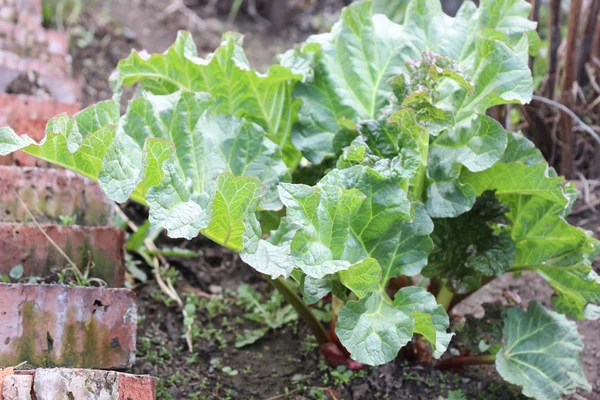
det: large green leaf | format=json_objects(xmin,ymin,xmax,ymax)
[
  {"xmin": 320, "ymin": 166, "xmax": 433, "ymax": 281},
  {"xmin": 0, "ymin": 91, "xmax": 290, "ymax": 251},
  {"xmin": 336, "ymin": 292, "xmax": 414, "ymax": 365},
  {"xmin": 112, "ymin": 32, "xmax": 302, "ymax": 167},
  {"xmin": 461, "ymin": 154, "xmax": 600, "ymax": 319},
  {"xmin": 281, "ymin": 0, "xmax": 415, "ymax": 163},
  {"xmin": 280, "ymin": 183, "xmax": 368, "ymax": 279},
  {"xmin": 393, "ymin": 286, "xmax": 453, "ymax": 358},
  {"xmin": 496, "ymin": 302, "xmax": 590, "ymax": 400},
  {"xmin": 284, "ymin": 0, "xmax": 535, "ymax": 166}
]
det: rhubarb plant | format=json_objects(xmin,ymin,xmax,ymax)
[{"xmin": 1, "ymin": 1, "xmax": 598, "ymax": 399}]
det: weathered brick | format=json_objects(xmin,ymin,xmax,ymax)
[
  {"xmin": 0, "ymin": 49, "xmax": 65, "ymax": 77},
  {"xmin": 32, "ymin": 369, "xmax": 156, "ymax": 400},
  {"xmin": 0, "ymin": 51, "xmax": 81, "ymax": 103},
  {"xmin": 0, "ymin": 285, "xmax": 137, "ymax": 369},
  {"xmin": 1, "ymin": 374, "xmax": 32, "ymax": 400},
  {"xmin": 0, "ymin": 1, "xmax": 41, "ymax": 23},
  {"xmin": 0, "ymin": 166, "xmax": 113, "ymax": 226},
  {"xmin": 0, "ymin": 223, "xmax": 126, "ymax": 286},
  {"xmin": 0, "ymin": 369, "xmax": 157, "ymax": 400},
  {"xmin": 0, "ymin": 21, "xmax": 68, "ymax": 55},
  {"xmin": 0, "ymin": 367, "xmax": 14, "ymax": 400}
]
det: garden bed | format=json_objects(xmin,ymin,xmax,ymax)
[{"xmin": 32, "ymin": 0, "xmax": 600, "ymax": 398}]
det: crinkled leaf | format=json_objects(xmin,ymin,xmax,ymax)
[
  {"xmin": 240, "ymin": 216, "xmax": 297, "ymax": 279},
  {"xmin": 113, "ymin": 32, "xmax": 302, "ymax": 167},
  {"xmin": 496, "ymin": 302, "xmax": 590, "ymax": 400},
  {"xmin": 281, "ymin": 183, "xmax": 366, "ymax": 279},
  {"xmin": 534, "ymin": 236, "xmax": 600, "ymax": 320},
  {"xmin": 393, "ymin": 286, "xmax": 453, "ymax": 358},
  {"xmin": 301, "ymin": 275, "xmax": 333, "ymax": 305},
  {"xmin": 336, "ymin": 292, "xmax": 413, "ymax": 366},
  {"xmin": 1, "ymin": 91, "xmax": 290, "ymax": 251},
  {"xmin": 0, "ymin": 101, "xmax": 120, "ymax": 184},
  {"xmin": 426, "ymin": 114, "xmax": 507, "ymax": 217},
  {"xmin": 320, "ymin": 166, "xmax": 433, "ymax": 280},
  {"xmin": 425, "ymin": 192, "xmax": 515, "ymax": 292}
]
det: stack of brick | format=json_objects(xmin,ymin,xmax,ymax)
[{"xmin": 0, "ymin": 1, "xmax": 157, "ymax": 398}]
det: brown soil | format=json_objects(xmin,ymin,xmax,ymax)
[{"xmin": 64, "ymin": 1, "xmax": 600, "ymax": 399}]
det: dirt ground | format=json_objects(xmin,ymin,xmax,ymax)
[{"xmin": 62, "ymin": 1, "xmax": 600, "ymax": 399}]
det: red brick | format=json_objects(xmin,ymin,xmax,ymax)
[
  {"xmin": 0, "ymin": 93, "xmax": 80, "ymax": 125},
  {"xmin": 0, "ymin": 223, "xmax": 126, "ymax": 286},
  {"xmin": 0, "ymin": 369, "xmax": 157, "ymax": 400},
  {"xmin": 0, "ymin": 368, "xmax": 14, "ymax": 400},
  {"xmin": 0, "ymin": 284, "xmax": 137, "ymax": 369},
  {"xmin": 0, "ymin": 166, "xmax": 114, "ymax": 226},
  {"xmin": 11, "ymin": 118, "xmax": 47, "ymax": 166},
  {"xmin": 0, "ymin": 49, "xmax": 65, "ymax": 77},
  {"xmin": 0, "ymin": 93, "xmax": 80, "ymax": 165}
]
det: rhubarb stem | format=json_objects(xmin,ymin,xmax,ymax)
[
  {"xmin": 408, "ymin": 127, "xmax": 430, "ymax": 202},
  {"xmin": 435, "ymin": 354, "xmax": 496, "ymax": 369},
  {"xmin": 436, "ymin": 281, "xmax": 453, "ymax": 311},
  {"xmin": 268, "ymin": 277, "xmax": 330, "ymax": 345}
]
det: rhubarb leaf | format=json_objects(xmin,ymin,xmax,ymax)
[
  {"xmin": 280, "ymin": 183, "xmax": 367, "ymax": 279},
  {"xmin": 339, "ymin": 257, "xmax": 382, "ymax": 298},
  {"xmin": 0, "ymin": 90, "xmax": 290, "ymax": 251},
  {"xmin": 320, "ymin": 166, "xmax": 433, "ymax": 279},
  {"xmin": 282, "ymin": 1, "xmax": 412, "ymax": 163},
  {"xmin": 425, "ymin": 192, "xmax": 516, "ymax": 291},
  {"xmin": 113, "ymin": 32, "xmax": 302, "ymax": 167},
  {"xmin": 462, "ymin": 158, "xmax": 600, "ymax": 319},
  {"xmin": 285, "ymin": 0, "xmax": 535, "ymax": 165},
  {"xmin": 336, "ymin": 292, "xmax": 413, "ymax": 365},
  {"xmin": 393, "ymin": 286, "xmax": 453, "ymax": 358},
  {"xmin": 496, "ymin": 302, "xmax": 590, "ymax": 400}
]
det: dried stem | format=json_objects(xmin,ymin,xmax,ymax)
[
  {"xmin": 559, "ymin": 0, "xmax": 583, "ymax": 178},
  {"xmin": 546, "ymin": 0, "xmax": 562, "ymax": 99}
]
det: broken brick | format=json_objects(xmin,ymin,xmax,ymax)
[{"xmin": 0, "ymin": 284, "xmax": 137, "ymax": 369}]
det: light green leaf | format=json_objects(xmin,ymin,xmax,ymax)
[
  {"xmin": 240, "ymin": 216, "xmax": 296, "ymax": 279},
  {"xmin": 1, "ymin": 90, "xmax": 290, "ymax": 251},
  {"xmin": 339, "ymin": 257, "xmax": 382, "ymax": 298},
  {"xmin": 301, "ymin": 275, "xmax": 333, "ymax": 305},
  {"xmin": 462, "ymin": 161, "xmax": 600, "ymax": 318},
  {"xmin": 393, "ymin": 286, "xmax": 453, "ymax": 358},
  {"xmin": 336, "ymin": 292, "xmax": 413, "ymax": 366},
  {"xmin": 284, "ymin": 1, "xmax": 415, "ymax": 163},
  {"xmin": 534, "ymin": 236, "xmax": 600, "ymax": 320},
  {"xmin": 288, "ymin": 0, "xmax": 536, "ymax": 165},
  {"xmin": 113, "ymin": 32, "xmax": 302, "ymax": 167},
  {"xmin": 320, "ymin": 166, "xmax": 432, "ymax": 280},
  {"xmin": 281, "ymin": 183, "xmax": 366, "ymax": 279},
  {"xmin": 496, "ymin": 302, "xmax": 590, "ymax": 400}
]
